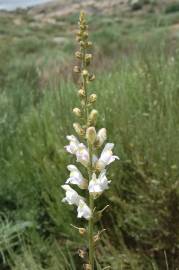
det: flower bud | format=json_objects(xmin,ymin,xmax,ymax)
[
  {"xmin": 83, "ymin": 31, "xmax": 88, "ymax": 39},
  {"xmin": 79, "ymin": 41, "xmax": 85, "ymax": 47},
  {"xmin": 85, "ymin": 54, "xmax": 92, "ymax": 65},
  {"xmin": 82, "ymin": 69, "xmax": 89, "ymax": 77},
  {"xmin": 87, "ymin": 41, "xmax": 93, "ymax": 48},
  {"xmin": 73, "ymin": 107, "xmax": 81, "ymax": 117},
  {"xmin": 76, "ymin": 31, "xmax": 81, "ymax": 37},
  {"xmin": 89, "ymin": 94, "xmax": 97, "ymax": 104},
  {"xmin": 73, "ymin": 66, "xmax": 80, "ymax": 73},
  {"xmin": 86, "ymin": 127, "xmax": 96, "ymax": 145},
  {"xmin": 75, "ymin": 51, "xmax": 82, "ymax": 59},
  {"xmin": 80, "ymin": 24, "xmax": 87, "ymax": 31},
  {"xmin": 79, "ymin": 11, "xmax": 85, "ymax": 21},
  {"xmin": 89, "ymin": 74, "xmax": 95, "ymax": 81},
  {"xmin": 95, "ymin": 128, "xmax": 107, "ymax": 147},
  {"xmin": 85, "ymin": 54, "xmax": 92, "ymax": 60},
  {"xmin": 78, "ymin": 89, "xmax": 85, "ymax": 97},
  {"xmin": 88, "ymin": 110, "xmax": 98, "ymax": 125},
  {"xmin": 73, "ymin": 123, "xmax": 85, "ymax": 136}
]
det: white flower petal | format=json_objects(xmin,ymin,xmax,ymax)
[
  {"xmin": 65, "ymin": 165, "xmax": 87, "ymax": 189},
  {"xmin": 64, "ymin": 135, "xmax": 91, "ymax": 168},
  {"xmin": 61, "ymin": 185, "xmax": 84, "ymax": 206},
  {"xmin": 76, "ymin": 143, "xmax": 89, "ymax": 167},
  {"xmin": 88, "ymin": 170, "xmax": 111, "ymax": 196},
  {"xmin": 77, "ymin": 199, "xmax": 91, "ymax": 220},
  {"xmin": 97, "ymin": 128, "xmax": 107, "ymax": 147},
  {"xmin": 96, "ymin": 143, "xmax": 119, "ymax": 170},
  {"xmin": 65, "ymin": 135, "xmax": 80, "ymax": 154}
]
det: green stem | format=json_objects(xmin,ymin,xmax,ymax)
[
  {"xmin": 88, "ymin": 144, "xmax": 94, "ymax": 270},
  {"xmin": 81, "ymin": 40, "xmax": 95, "ymax": 270},
  {"xmin": 89, "ymin": 194, "xmax": 94, "ymax": 269}
]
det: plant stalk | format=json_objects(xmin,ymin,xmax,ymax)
[
  {"xmin": 82, "ymin": 50, "xmax": 95, "ymax": 270},
  {"xmin": 89, "ymin": 194, "xmax": 94, "ymax": 269},
  {"xmin": 80, "ymin": 14, "xmax": 95, "ymax": 268},
  {"xmin": 88, "ymin": 145, "xmax": 94, "ymax": 270}
]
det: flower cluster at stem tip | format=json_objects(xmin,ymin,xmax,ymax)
[
  {"xmin": 62, "ymin": 11, "xmax": 119, "ymax": 216},
  {"xmin": 61, "ymin": 11, "xmax": 119, "ymax": 269}
]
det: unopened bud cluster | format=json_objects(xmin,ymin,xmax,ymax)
[
  {"xmin": 72, "ymin": 11, "xmax": 96, "ymax": 130},
  {"xmin": 62, "ymin": 12, "xmax": 119, "ymax": 269}
]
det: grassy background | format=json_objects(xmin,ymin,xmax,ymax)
[{"xmin": 0, "ymin": 1, "xmax": 179, "ymax": 269}]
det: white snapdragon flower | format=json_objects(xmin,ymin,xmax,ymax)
[
  {"xmin": 96, "ymin": 143, "xmax": 119, "ymax": 171},
  {"xmin": 88, "ymin": 170, "xmax": 111, "ymax": 196},
  {"xmin": 96, "ymin": 128, "xmax": 107, "ymax": 147},
  {"xmin": 61, "ymin": 185, "xmax": 84, "ymax": 206},
  {"xmin": 65, "ymin": 165, "xmax": 87, "ymax": 189},
  {"xmin": 76, "ymin": 143, "xmax": 90, "ymax": 167},
  {"xmin": 65, "ymin": 135, "xmax": 98, "ymax": 168},
  {"xmin": 77, "ymin": 199, "xmax": 92, "ymax": 220},
  {"xmin": 65, "ymin": 135, "xmax": 90, "ymax": 167},
  {"xmin": 65, "ymin": 135, "xmax": 80, "ymax": 154}
]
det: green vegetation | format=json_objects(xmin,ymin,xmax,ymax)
[
  {"xmin": 0, "ymin": 3, "xmax": 179, "ymax": 269},
  {"xmin": 165, "ymin": 2, "xmax": 179, "ymax": 14}
]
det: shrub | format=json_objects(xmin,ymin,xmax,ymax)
[{"xmin": 165, "ymin": 2, "xmax": 179, "ymax": 14}]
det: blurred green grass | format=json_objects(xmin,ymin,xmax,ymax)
[{"xmin": 0, "ymin": 6, "xmax": 179, "ymax": 270}]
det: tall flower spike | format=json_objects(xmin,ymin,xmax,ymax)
[{"xmin": 61, "ymin": 12, "xmax": 119, "ymax": 270}]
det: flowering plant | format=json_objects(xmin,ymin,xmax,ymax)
[{"xmin": 62, "ymin": 12, "xmax": 119, "ymax": 270}]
